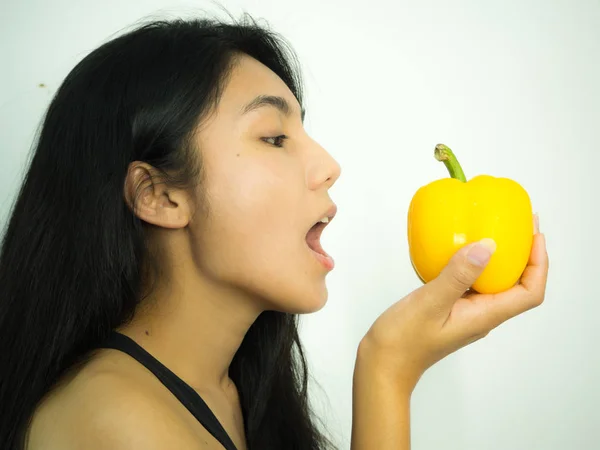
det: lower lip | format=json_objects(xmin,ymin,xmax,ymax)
[{"xmin": 309, "ymin": 247, "xmax": 335, "ymax": 271}]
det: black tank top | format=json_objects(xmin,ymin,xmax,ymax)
[{"xmin": 98, "ymin": 331, "xmax": 239, "ymax": 450}]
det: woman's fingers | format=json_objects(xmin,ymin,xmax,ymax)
[{"xmin": 467, "ymin": 232, "xmax": 549, "ymax": 331}]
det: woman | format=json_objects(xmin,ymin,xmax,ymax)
[{"xmin": 0, "ymin": 15, "xmax": 548, "ymax": 450}]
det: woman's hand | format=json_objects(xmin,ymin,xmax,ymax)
[
  {"xmin": 351, "ymin": 218, "xmax": 547, "ymax": 450},
  {"xmin": 361, "ymin": 216, "xmax": 548, "ymax": 392}
]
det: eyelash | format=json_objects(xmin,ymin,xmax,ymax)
[{"xmin": 262, "ymin": 135, "xmax": 288, "ymax": 148}]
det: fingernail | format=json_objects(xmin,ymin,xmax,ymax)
[
  {"xmin": 534, "ymin": 213, "xmax": 540, "ymax": 234},
  {"xmin": 467, "ymin": 238, "xmax": 497, "ymax": 266}
]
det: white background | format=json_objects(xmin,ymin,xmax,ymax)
[{"xmin": 1, "ymin": 0, "xmax": 599, "ymax": 449}]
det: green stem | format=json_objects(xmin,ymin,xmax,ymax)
[{"xmin": 434, "ymin": 144, "xmax": 467, "ymax": 182}]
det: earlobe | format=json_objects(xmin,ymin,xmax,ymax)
[
  {"xmin": 132, "ymin": 185, "xmax": 190, "ymax": 230},
  {"xmin": 153, "ymin": 191, "xmax": 190, "ymax": 229}
]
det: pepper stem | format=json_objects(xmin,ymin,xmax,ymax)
[{"xmin": 434, "ymin": 144, "xmax": 467, "ymax": 182}]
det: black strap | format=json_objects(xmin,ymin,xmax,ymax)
[{"xmin": 98, "ymin": 331, "xmax": 239, "ymax": 450}]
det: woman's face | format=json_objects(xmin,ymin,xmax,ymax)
[{"xmin": 190, "ymin": 54, "xmax": 341, "ymax": 314}]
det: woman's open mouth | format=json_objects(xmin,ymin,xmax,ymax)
[{"xmin": 305, "ymin": 219, "xmax": 334, "ymax": 270}]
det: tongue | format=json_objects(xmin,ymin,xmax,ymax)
[{"xmin": 306, "ymin": 223, "xmax": 326, "ymax": 255}]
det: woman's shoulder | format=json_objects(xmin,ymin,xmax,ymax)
[{"xmin": 26, "ymin": 349, "xmax": 209, "ymax": 450}]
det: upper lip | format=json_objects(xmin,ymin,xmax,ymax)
[{"xmin": 314, "ymin": 204, "xmax": 337, "ymax": 226}]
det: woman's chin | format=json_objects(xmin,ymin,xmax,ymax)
[
  {"xmin": 256, "ymin": 279, "xmax": 330, "ymax": 315},
  {"xmin": 284, "ymin": 291, "xmax": 329, "ymax": 315}
]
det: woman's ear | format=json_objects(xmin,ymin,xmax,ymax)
[{"xmin": 123, "ymin": 161, "xmax": 190, "ymax": 229}]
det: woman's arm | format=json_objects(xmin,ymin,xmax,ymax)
[{"xmin": 351, "ymin": 341, "xmax": 412, "ymax": 450}]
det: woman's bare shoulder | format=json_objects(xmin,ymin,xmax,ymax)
[{"xmin": 26, "ymin": 349, "xmax": 213, "ymax": 450}]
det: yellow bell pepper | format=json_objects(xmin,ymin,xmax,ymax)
[{"xmin": 407, "ymin": 144, "xmax": 533, "ymax": 294}]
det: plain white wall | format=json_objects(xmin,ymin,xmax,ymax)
[{"xmin": 2, "ymin": 0, "xmax": 599, "ymax": 449}]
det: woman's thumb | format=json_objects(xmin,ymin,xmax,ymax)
[{"xmin": 430, "ymin": 238, "xmax": 497, "ymax": 300}]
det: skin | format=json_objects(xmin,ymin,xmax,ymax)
[{"xmin": 27, "ymin": 55, "xmax": 549, "ymax": 450}]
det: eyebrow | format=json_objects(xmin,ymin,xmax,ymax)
[{"xmin": 241, "ymin": 95, "xmax": 306, "ymax": 122}]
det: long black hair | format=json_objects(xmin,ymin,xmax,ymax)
[{"xmin": 0, "ymin": 14, "xmax": 333, "ymax": 450}]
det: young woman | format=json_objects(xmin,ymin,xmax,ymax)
[{"xmin": 0, "ymin": 15, "xmax": 548, "ymax": 450}]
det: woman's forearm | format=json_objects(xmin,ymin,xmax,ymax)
[{"xmin": 350, "ymin": 340, "xmax": 414, "ymax": 450}]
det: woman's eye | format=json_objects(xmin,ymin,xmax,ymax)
[{"xmin": 262, "ymin": 135, "xmax": 288, "ymax": 148}]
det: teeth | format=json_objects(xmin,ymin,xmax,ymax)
[{"xmin": 319, "ymin": 217, "xmax": 329, "ymax": 223}]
